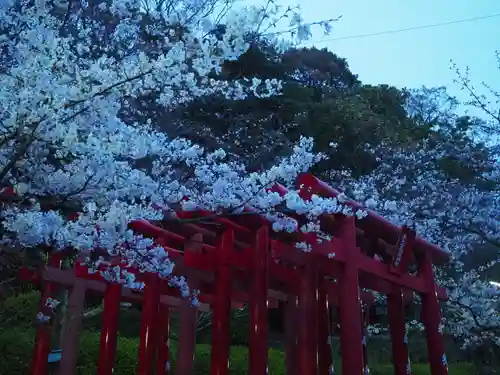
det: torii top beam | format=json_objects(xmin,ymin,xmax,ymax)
[{"xmin": 296, "ymin": 173, "xmax": 451, "ymax": 264}]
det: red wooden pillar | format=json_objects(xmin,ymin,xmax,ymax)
[
  {"xmin": 419, "ymin": 253, "xmax": 448, "ymax": 375},
  {"xmin": 318, "ymin": 284, "xmax": 332, "ymax": 375},
  {"xmin": 337, "ymin": 217, "xmax": 364, "ymax": 375},
  {"xmin": 210, "ymin": 230, "xmax": 234, "ymax": 375},
  {"xmin": 361, "ymin": 304, "xmax": 369, "ymax": 374},
  {"xmin": 176, "ymin": 232, "xmax": 203, "ymax": 375},
  {"xmin": 284, "ymin": 296, "xmax": 299, "ymax": 375},
  {"xmin": 97, "ymin": 282, "xmax": 122, "ymax": 375},
  {"xmin": 387, "ymin": 287, "xmax": 411, "ymax": 375},
  {"xmin": 157, "ymin": 304, "xmax": 171, "ymax": 375},
  {"xmin": 30, "ymin": 254, "xmax": 63, "ymax": 375},
  {"xmin": 175, "ymin": 299, "xmax": 198, "ymax": 375},
  {"xmin": 249, "ymin": 226, "xmax": 269, "ymax": 375},
  {"xmin": 58, "ymin": 278, "xmax": 87, "ymax": 375},
  {"xmin": 329, "ymin": 306, "xmax": 339, "ymax": 375},
  {"xmin": 138, "ymin": 273, "xmax": 160, "ymax": 375},
  {"xmin": 298, "ymin": 257, "xmax": 319, "ymax": 375}
]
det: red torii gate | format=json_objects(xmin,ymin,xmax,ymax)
[{"xmin": 18, "ymin": 173, "xmax": 450, "ymax": 375}]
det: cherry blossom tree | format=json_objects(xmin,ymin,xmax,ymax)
[
  {"xmin": 329, "ymin": 96, "xmax": 500, "ymax": 348},
  {"xmin": 0, "ymin": 0, "xmax": 350, "ymax": 302}
]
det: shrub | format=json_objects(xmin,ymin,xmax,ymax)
[
  {"xmin": 0, "ymin": 328, "xmax": 35, "ymax": 373},
  {"xmin": 0, "ymin": 293, "xmax": 477, "ymax": 374},
  {"xmin": 0, "ymin": 291, "xmax": 39, "ymax": 328},
  {"xmin": 76, "ymin": 331, "xmax": 139, "ymax": 375},
  {"xmin": 367, "ymin": 363, "xmax": 476, "ymax": 375},
  {"xmin": 0, "ymin": 327, "xmax": 477, "ymax": 375}
]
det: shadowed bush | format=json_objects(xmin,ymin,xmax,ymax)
[{"xmin": 0, "ymin": 327, "xmax": 476, "ymax": 375}]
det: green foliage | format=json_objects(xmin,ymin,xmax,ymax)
[
  {"xmin": 228, "ymin": 307, "xmax": 250, "ymax": 346},
  {"xmin": 0, "ymin": 328, "xmax": 35, "ymax": 373},
  {"xmin": 367, "ymin": 363, "xmax": 475, "ymax": 375},
  {"xmin": 185, "ymin": 345, "xmax": 287, "ymax": 375},
  {"xmin": 0, "ymin": 290, "xmax": 39, "ymax": 328},
  {"xmin": 0, "ymin": 293, "xmax": 472, "ymax": 372},
  {"xmin": 82, "ymin": 305, "xmax": 144, "ymax": 338},
  {"xmin": 76, "ymin": 330, "xmax": 139, "ymax": 375},
  {"xmin": 0, "ymin": 327, "xmax": 139, "ymax": 375},
  {"xmin": 0, "ymin": 327, "xmax": 476, "ymax": 375},
  {"xmin": 281, "ymin": 48, "xmax": 360, "ymax": 91}
]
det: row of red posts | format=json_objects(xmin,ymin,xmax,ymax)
[{"xmin": 16, "ymin": 173, "xmax": 451, "ymax": 375}]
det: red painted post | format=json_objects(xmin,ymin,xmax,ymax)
[
  {"xmin": 387, "ymin": 287, "xmax": 411, "ymax": 375},
  {"xmin": 97, "ymin": 282, "xmax": 122, "ymax": 375},
  {"xmin": 30, "ymin": 254, "xmax": 63, "ymax": 375},
  {"xmin": 175, "ymin": 299, "xmax": 198, "ymax": 375},
  {"xmin": 297, "ymin": 258, "xmax": 318, "ymax": 375},
  {"xmin": 337, "ymin": 217, "xmax": 364, "ymax": 375},
  {"xmin": 58, "ymin": 278, "xmax": 87, "ymax": 375},
  {"xmin": 361, "ymin": 304, "xmax": 369, "ymax": 374},
  {"xmin": 176, "ymin": 233, "xmax": 203, "ymax": 375},
  {"xmin": 329, "ymin": 306, "xmax": 340, "ymax": 375},
  {"xmin": 338, "ymin": 268, "xmax": 364, "ymax": 375},
  {"xmin": 138, "ymin": 273, "xmax": 160, "ymax": 375},
  {"xmin": 157, "ymin": 304, "xmax": 171, "ymax": 375},
  {"xmin": 210, "ymin": 230, "xmax": 234, "ymax": 375},
  {"xmin": 318, "ymin": 284, "xmax": 332, "ymax": 375},
  {"xmin": 311, "ymin": 267, "xmax": 319, "ymax": 373},
  {"xmin": 419, "ymin": 253, "xmax": 448, "ymax": 375},
  {"xmin": 284, "ymin": 296, "xmax": 299, "ymax": 375},
  {"xmin": 249, "ymin": 226, "xmax": 269, "ymax": 375}
]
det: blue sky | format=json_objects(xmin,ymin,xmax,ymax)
[{"xmin": 250, "ymin": 0, "xmax": 500, "ymax": 115}]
